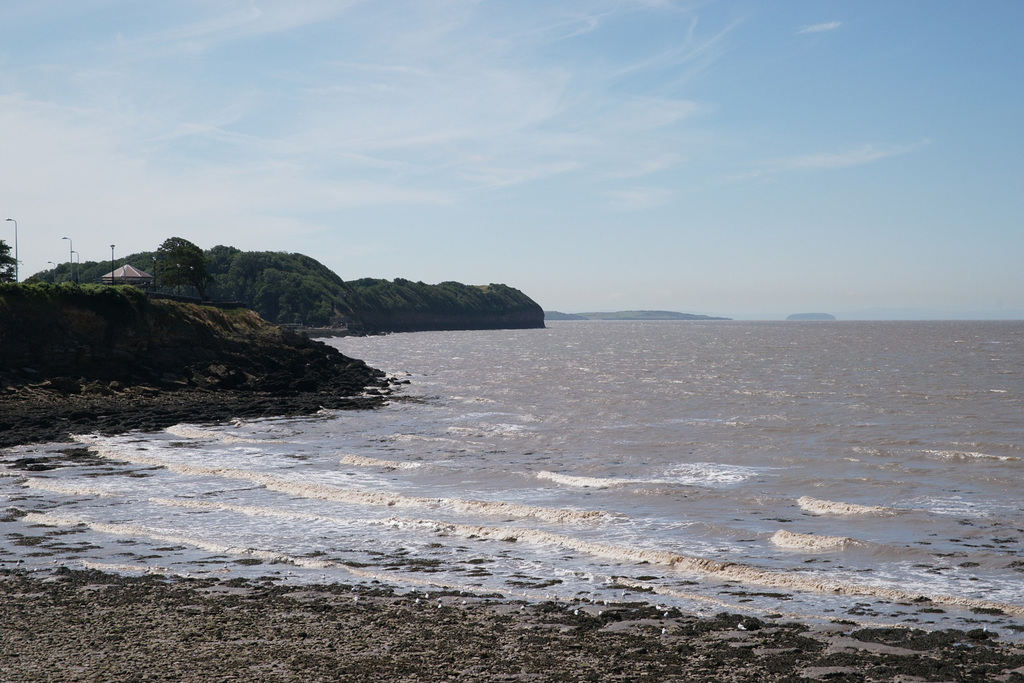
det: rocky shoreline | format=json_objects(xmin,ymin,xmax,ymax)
[
  {"xmin": 1, "ymin": 568, "xmax": 1022, "ymax": 682},
  {"xmin": 0, "ymin": 288, "xmax": 393, "ymax": 448}
]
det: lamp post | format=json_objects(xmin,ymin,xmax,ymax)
[
  {"xmin": 4, "ymin": 218, "xmax": 16, "ymax": 282},
  {"xmin": 62, "ymin": 237, "xmax": 73, "ymax": 283},
  {"xmin": 71, "ymin": 251, "xmax": 80, "ymax": 283},
  {"xmin": 110, "ymin": 244, "xmax": 116, "ymax": 286}
]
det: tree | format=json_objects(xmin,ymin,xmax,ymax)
[
  {"xmin": 156, "ymin": 237, "xmax": 213, "ymax": 300},
  {"xmin": 0, "ymin": 240, "xmax": 15, "ymax": 283}
]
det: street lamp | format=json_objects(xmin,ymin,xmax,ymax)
[
  {"xmin": 4, "ymin": 218, "xmax": 16, "ymax": 283},
  {"xmin": 71, "ymin": 251, "xmax": 80, "ymax": 284},
  {"xmin": 110, "ymin": 244, "xmax": 116, "ymax": 286},
  {"xmin": 62, "ymin": 237, "xmax": 73, "ymax": 283}
]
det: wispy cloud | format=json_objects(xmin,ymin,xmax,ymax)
[
  {"xmin": 732, "ymin": 142, "xmax": 928, "ymax": 181},
  {"xmin": 607, "ymin": 186, "xmax": 675, "ymax": 211},
  {"xmin": 797, "ymin": 21, "xmax": 842, "ymax": 35},
  {"xmin": 777, "ymin": 142, "xmax": 924, "ymax": 170}
]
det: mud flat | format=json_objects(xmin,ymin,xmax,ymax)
[{"xmin": 2, "ymin": 568, "xmax": 1023, "ymax": 682}]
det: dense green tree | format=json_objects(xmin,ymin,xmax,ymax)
[
  {"xmin": 156, "ymin": 237, "xmax": 213, "ymax": 300},
  {"xmin": 0, "ymin": 240, "xmax": 15, "ymax": 283},
  {"xmin": 24, "ymin": 243, "xmax": 543, "ymax": 331}
]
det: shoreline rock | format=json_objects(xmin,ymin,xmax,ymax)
[
  {"xmin": 0, "ymin": 285, "xmax": 391, "ymax": 447},
  {"xmin": 1, "ymin": 568, "xmax": 1022, "ymax": 682}
]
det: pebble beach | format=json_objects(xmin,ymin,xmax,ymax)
[{"xmin": 3, "ymin": 567, "xmax": 1024, "ymax": 682}]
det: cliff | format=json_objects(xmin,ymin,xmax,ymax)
[
  {"xmin": 31, "ymin": 247, "xmax": 547, "ymax": 334},
  {"xmin": 341, "ymin": 279, "xmax": 545, "ymax": 334},
  {"xmin": 0, "ymin": 283, "xmax": 389, "ymax": 446}
]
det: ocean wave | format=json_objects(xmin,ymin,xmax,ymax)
[
  {"xmin": 664, "ymin": 462, "xmax": 761, "ymax": 486},
  {"xmin": 164, "ymin": 424, "xmax": 270, "ymax": 445},
  {"xmin": 536, "ymin": 471, "xmax": 636, "ymax": 489},
  {"xmin": 82, "ymin": 447, "xmax": 609, "ymax": 526},
  {"xmin": 920, "ymin": 449, "xmax": 1020, "ymax": 462},
  {"xmin": 23, "ymin": 479, "xmax": 120, "ymax": 497},
  {"xmin": 340, "ymin": 454, "xmax": 422, "ymax": 470},
  {"xmin": 23, "ymin": 512, "xmax": 334, "ymax": 569},
  {"xmin": 771, "ymin": 529, "xmax": 859, "ymax": 550},
  {"xmin": 797, "ymin": 496, "xmax": 892, "ymax": 516},
  {"xmin": 141, "ymin": 501, "xmax": 1024, "ymax": 616}
]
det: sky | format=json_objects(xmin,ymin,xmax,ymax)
[{"xmin": 1, "ymin": 1, "xmax": 1022, "ymax": 320}]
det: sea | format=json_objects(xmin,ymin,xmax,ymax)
[{"xmin": 2, "ymin": 320, "xmax": 1023, "ymax": 637}]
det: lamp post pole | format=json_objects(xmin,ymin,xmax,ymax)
[
  {"xmin": 72, "ymin": 251, "xmax": 80, "ymax": 284},
  {"xmin": 110, "ymin": 244, "xmax": 116, "ymax": 286},
  {"xmin": 62, "ymin": 237, "xmax": 73, "ymax": 283},
  {"xmin": 4, "ymin": 218, "xmax": 16, "ymax": 282},
  {"xmin": 47, "ymin": 261, "xmax": 55, "ymax": 283}
]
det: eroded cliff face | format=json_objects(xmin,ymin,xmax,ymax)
[
  {"xmin": 0, "ymin": 285, "xmax": 381, "ymax": 392},
  {"xmin": 0, "ymin": 284, "xmax": 389, "ymax": 446}
]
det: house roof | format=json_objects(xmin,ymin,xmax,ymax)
[{"xmin": 102, "ymin": 264, "xmax": 154, "ymax": 281}]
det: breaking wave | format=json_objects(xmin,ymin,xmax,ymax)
[
  {"xmin": 163, "ymin": 424, "xmax": 271, "ymax": 445},
  {"xmin": 35, "ymin": 500, "xmax": 1023, "ymax": 617},
  {"xmin": 81, "ymin": 446, "xmax": 609, "ymax": 525},
  {"xmin": 536, "ymin": 471, "xmax": 636, "ymax": 489},
  {"xmin": 340, "ymin": 454, "xmax": 422, "ymax": 470},
  {"xmin": 771, "ymin": 529, "xmax": 859, "ymax": 551},
  {"xmin": 23, "ymin": 512, "xmax": 334, "ymax": 569},
  {"xmin": 797, "ymin": 496, "xmax": 892, "ymax": 516},
  {"xmin": 920, "ymin": 449, "xmax": 1020, "ymax": 462}
]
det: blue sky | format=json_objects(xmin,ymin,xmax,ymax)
[{"xmin": 1, "ymin": 1, "xmax": 1021, "ymax": 319}]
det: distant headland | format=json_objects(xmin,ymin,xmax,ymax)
[
  {"xmin": 23, "ymin": 240, "xmax": 545, "ymax": 335},
  {"xmin": 545, "ymin": 310, "xmax": 731, "ymax": 321}
]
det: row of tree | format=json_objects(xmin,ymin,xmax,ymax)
[
  {"xmin": 0, "ymin": 240, "xmax": 15, "ymax": 283},
  {"xmin": 12, "ymin": 237, "xmax": 213, "ymax": 298}
]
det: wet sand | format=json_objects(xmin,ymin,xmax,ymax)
[{"xmin": 2, "ymin": 568, "xmax": 1023, "ymax": 682}]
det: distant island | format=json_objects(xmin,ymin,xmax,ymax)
[
  {"xmin": 545, "ymin": 310, "xmax": 730, "ymax": 321},
  {"xmin": 785, "ymin": 313, "xmax": 836, "ymax": 321}
]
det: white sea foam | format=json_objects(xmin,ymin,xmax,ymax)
[
  {"xmin": 536, "ymin": 471, "xmax": 637, "ymax": 489},
  {"xmin": 664, "ymin": 462, "xmax": 761, "ymax": 486},
  {"xmin": 82, "ymin": 561, "xmax": 174, "ymax": 574},
  {"xmin": 921, "ymin": 449, "xmax": 1019, "ymax": 462},
  {"xmin": 164, "ymin": 424, "xmax": 270, "ymax": 445},
  {"xmin": 24, "ymin": 479, "xmax": 121, "ymax": 497},
  {"xmin": 85, "ymin": 449, "xmax": 608, "ymax": 525},
  {"xmin": 145, "ymin": 500, "xmax": 1024, "ymax": 617},
  {"xmin": 340, "ymin": 454, "xmax": 422, "ymax": 470},
  {"xmin": 771, "ymin": 529, "xmax": 859, "ymax": 550},
  {"xmin": 797, "ymin": 496, "xmax": 891, "ymax": 516},
  {"xmin": 23, "ymin": 512, "xmax": 334, "ymax": 569}
]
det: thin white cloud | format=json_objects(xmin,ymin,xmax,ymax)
[
  {"xmin": 133, "ymin": 0, "xmax": 359, "ymax": 55},
  {"xmin": 463, "ymin": 161, "xmax": 582, "ymax": 189},
  {"xmin": 607, "ymin": 154, "xmax": 684, "ymax": 179},
  {"xmin": 778, "ymin": 143, "xmax": 924, "ymax": 170},
  {"xmin": 607, "ymin": 186, "xmax": 675, "ymax": 211},
  {"xmin": 797, "ymin": 21, "xmax": 842, "ymax": 35}
]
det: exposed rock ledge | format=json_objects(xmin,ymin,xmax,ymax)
[{"xmin": 0, "ymin": 284, "xmax": 391, "ymax": 447}]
